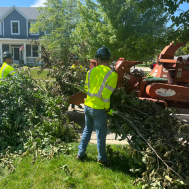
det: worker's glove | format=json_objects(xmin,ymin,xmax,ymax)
[{"xmin": 106, "ymin": 109, "xmax": 118, "ymax": 116}]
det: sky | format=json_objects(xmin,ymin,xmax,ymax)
[
  {"xmin": 0, "ymin": 0, "xmax": 189, "ymax": 10},
  {"xmin": 0, "ymin": 0, "xmax": 47, "ymax": 7},
  {"xmin": 0, "ymin": 0, "xmax": 189, "ymax": 25}
]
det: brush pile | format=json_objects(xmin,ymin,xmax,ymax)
[
  {"xmin": 108, "ymin": 87, "xmax": 189, "ymax": 188},
  {"xmin": 42, "ymin": 56, "xmax": 88, "ymax": 97},
  {"xmin": 0, "ymin": 72, "xmax": 80, "ymax": 173}
]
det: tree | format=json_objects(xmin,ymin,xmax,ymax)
[
  {"xmin": 30, "ymin": 0, "xmax": 79, "ymax": 63},
  {"xmin": 71, "ymin": 0, "xmax": 118, "ymax": 60},
  {"xmin": 31, "ymin": 0, "xmax": 170, "ymax": 62},
  {"xmin": 174, "ymin": 43, "xmax": 189, "ymax": 56},
  {"xmin": 96, "ymin": 0, "xmax": 169, "ymax": 61},
  {"xmin": 72, "ymin": 0, "xmax": 169, "ymax": 61},
  {"xmin": 134, "ymin": 0, "xmax": 189, "ymax": 42}
]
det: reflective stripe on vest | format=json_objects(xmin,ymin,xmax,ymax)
[
  {"xmin": 87, "ymin": 69, "xmax": 114, "ymax": 102},
  {"xmin": 1, "ymin": 65, "xmax": 8, "ymax": 79},
  {"xmin": 105, "ymin": 84, "xmax": 114, "ymax": 92}
]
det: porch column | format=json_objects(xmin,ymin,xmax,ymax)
[
  {"xmin": 0, "ymin": 43, "xmax": 2, "ymax": 64},
  {"xmin": 23, "ymin": 43, "xmax": 26, "ymax": 64}
]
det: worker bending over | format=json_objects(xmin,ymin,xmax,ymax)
[
  {"xmin": 77, "ymin": 47, "xmax": 118, "ymax": 164},
  {"xmin": 0, "ymin": 51, "xmax": 17, "ymax": 79}
]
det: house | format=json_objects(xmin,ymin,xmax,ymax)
[{"xmin": 0, "ymin": 5, "xmax": 44, "ymax": 66}]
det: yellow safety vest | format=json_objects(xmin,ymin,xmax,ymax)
[
  {"xmin": 0, "ymin": 62, "xmax": 17, "ymax": 79},
  {"xmin": 71, "ymin": 64, "xmax": 86, "ymax": 72},
  {"xmin": 84, "ymin": 65, "xmax": 118, "ymax": 110}
]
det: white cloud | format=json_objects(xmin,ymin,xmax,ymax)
[{"xmin": 30, "ymin": 0, "xmax": 47, "ymax": 7}]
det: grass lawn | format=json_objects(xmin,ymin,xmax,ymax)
[
  {"xmin": 20, "ymin": 68, "xmax": 56, "ymax": 89},
  {"xmin": 0, "ymin": 143, "xmax": 142, "ymax": 189},
  {"xmin": 21, "ymin": 68, "xmax": 55, "ymax": 81},
  {"xmin": 135, "ymin": 63, "xmax": 151, "ymax": 67}
]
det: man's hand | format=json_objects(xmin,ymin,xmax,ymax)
[{"xmin": 106, "ymin": 109, "xmax": 118, "ymax": 116}]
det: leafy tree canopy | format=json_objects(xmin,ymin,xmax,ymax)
[
  {"xmin": 134, "ymin": 0, "xmax": 189, "ymax": 42},
  {"xmin": 73, "ymin": 0, "xmax": 169, "ymax": 61},
  {"xmin": 30, "ymin": 0, "xmax": 79, "ymax": 63},
  {"xmin": 71, "ymin": 0, "xmax": 118, "ymax": 59},
  {"xmin": 31, "ymin": 0, "xmax": 181, "ymax": 62},
  {"xmin": 175, "ymin": 43, "xmax": 189, "ymax": 56}
]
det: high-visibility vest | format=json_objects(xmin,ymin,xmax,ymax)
[
  {"xmin": 0, "ymin": 62, "xmax": 17, "ymax": 79},
  {"xmin": 71, "ymin": 64, "xmax": 86, "ymax": 72},
  {"xmin": 84, "ymin": 65, "xmax": 118, "ymax": 110}
]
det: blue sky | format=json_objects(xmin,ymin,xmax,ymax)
[
  {"xmin": 0, "ymin": 0, "xmax": 188, "ymax": 10},
  {"xmin": 0, "ymin": 0, "xmax": 47, "ymax": 7},
  {"xmin": 0, "ymin": 0, "xmax": 188, "ymax": 25}
]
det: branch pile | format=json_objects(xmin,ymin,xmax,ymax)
[
  {"xmin": 0, "ymin": 74, "xmax": 79, "ymax": 172},
  {"xmin": 0, "ymin": 47, "xmax": 88, "ymax": 173},
  {"xmin": 109, "ymin": 87, "xmax": 189, "ymax": 188}
]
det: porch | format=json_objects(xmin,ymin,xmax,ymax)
[{"xmin": 0, "ymin": 39, "xmax": 42, "ymax": 65}]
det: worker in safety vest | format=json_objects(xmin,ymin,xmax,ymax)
[
  {"xmin": 77, "ymin": 47, "xmax": 118, "ymax": 164},
  {"xmin": 71, "ymin": 56, "xmax": 85, "ymax": 110},
  {"xmin": 71, "ymin": 55, "xmax": 86, "ymax": 72},
  {"xmin": 0, "ymin": 51, "xmax": 17, "ymax": 79}
]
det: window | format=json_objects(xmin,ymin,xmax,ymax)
[
  {"xmin": 11, "ymin": 21, "xmax": 20, "ymax": 35},
  {"xmin": 26, "ymin": 45, "xmax": 39, "ymax": 57},
  {"xmin": 32, "ymin": 45, "xmax": 38, "ymax": 57},
  {"xmin": 44, "ymin": 24, "xmax": 53, "ymax": 35},
  {"xmin": 30, "ymin": 22, "xmax": 39, "ymax": 35},
  {"xmin": 44, "ymin": 29, "xmax": 52, "ymax": 35}
]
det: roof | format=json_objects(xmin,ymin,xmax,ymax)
[
  {"xmin": 17, "ymin": 7, "xmax": 40, "ymax": 20},
  {"xmin": 0, "ymin": 6, "xmax": 40, "ymax": 20},
  {"xmin": 0, "ymin": 7, "xmax": 10, "ymax": 18}
]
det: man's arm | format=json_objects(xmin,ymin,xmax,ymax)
[
  {"xmin": 102, "ymin": 72, "xmax": 118, "ymax": 110},
  {"xmin": 84, "ymin": 71, "xmax": 89, "ymax": 92}
]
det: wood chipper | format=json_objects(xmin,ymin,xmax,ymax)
[{"xmin": 70, "ymin": 42, "xmax": 189, "ymax": 114}]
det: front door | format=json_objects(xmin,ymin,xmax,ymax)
[
  {"xmin": 14, "ymin": 48, "xmax": 19, "ymax": 60},
  {"xmin": 11, "ymin": 47, "xmax": 20, "ymax": 63}
]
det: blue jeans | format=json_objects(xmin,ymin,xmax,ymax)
[{"xmin": 78, "ymin": 105, "xmax": 107, "ymax": 162}]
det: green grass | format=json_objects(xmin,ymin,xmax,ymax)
[
  {"xmin": 19, "ymin": 69, "xmax": 56, "ymax": 89},
  {"xmin": 0, "ymin": 143, "xmax": 142, "ymax": 189},
  {"xmin": 21, "ymin": 69, "xmax": 55, "ymax": 81},
  {"xmin": 135, "ymin": 63, "xmax": 151, "ymax": 67}
]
